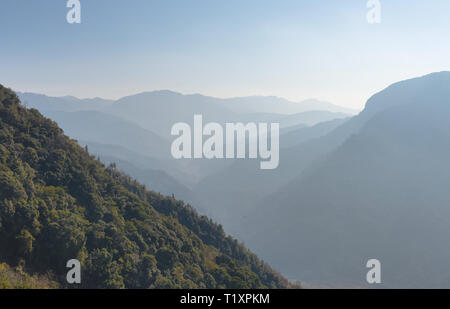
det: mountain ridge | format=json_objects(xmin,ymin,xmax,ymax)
[{"xmin": 238, "ymin": 71, "xmax": 450, "ymax": 288}]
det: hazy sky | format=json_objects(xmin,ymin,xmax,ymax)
[{"xmin": 1, "ymin": 0, "xmax": 450, "ymax": 110}]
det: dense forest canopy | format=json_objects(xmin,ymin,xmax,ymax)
[{"xmin": 0, "ymin": 85, "xmax": 294, "ymax": 289}]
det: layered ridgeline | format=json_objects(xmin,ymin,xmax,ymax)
[
  {"xmin": 0, "ymin": 85, "xmax": 293, "ymax": 289},
  {"xmin": 17, "ymin": 90, "xmax": 352, "ymax": 220},
  {"xmin": 240, "ymin": 72, "xmax": 450, "ymax": 288}
]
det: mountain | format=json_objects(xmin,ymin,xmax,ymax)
[
  {"xmin": 217, "ymin": 96, "xmax": 357, "ymax": 115},
  {"xmin": 104, "ymin": 91, "xmax": 238, "ymax": 138},
  {"xmin": 295, "ymin": 99, "xmax": 358, "ymax": 114},
  {"xmin": 235, "ymin": 111, "xmax": 349, "ymax": 128},
  {"xmin": 0, "ymin": 85, "xmax": 294, "ymax": 289},
  {"xmin": 17, "ymin": 92, "xmax": 114, "ymax": 112},
  {"xmin": 280, "ymin": 118, "xmax": 349, "ymax": 148},
  {"xmin": 277, "ymin": 111, "xmax": 349, "ymax": 128},
  {"xmin": 18, "ymin": 91, "xmax": 354, "ymax": 133},
  {"xmin": 103, "ymin": 91, "xmax": 353, "ymax": 139},
  {"xmin": 78, "ymin": 141, "xmax": 197, "ymax": 188},
  {"xmin": 239, "ymin": 72, "xmax": 450, "ymax": 288},
  {"xmin": 40, "ymin": 110, "xmax": 171, "ymax": 159}
]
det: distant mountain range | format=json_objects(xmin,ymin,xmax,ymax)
[
  {"xmin": 17, "ymin": 92, "xmax": 114, "ymax": 112},
  {"xmin": 17, "ymin": 90, "xmax": 352, "ymax": 216},
  {"xmin": 216, "ymin": 96, "xmax": 357, "ymax": 115},
  {"xmin": 18, "ymin": 90, "xmax": 354, "ymax": 138}
]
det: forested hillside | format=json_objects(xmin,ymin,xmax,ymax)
[
  {"xmin": 0, "ymin": 263, "xmax": 58, "ymax": 289},
  {"xmin": 0, "ymin": 85, "xmax": 293, "ymax": 289}
]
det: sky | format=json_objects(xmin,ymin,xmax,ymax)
[{"xmin": 1, "ymin": 0, "xmax": 450, "ymax": 110}]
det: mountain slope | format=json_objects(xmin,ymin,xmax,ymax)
[
  {"xmin": 193, "ymin": 115, "xmax": 353, "ymax": 228},
  {"xmin": 17, "ymin": 92, "xmax": 114, "ymax": 112},
  {"xmin": 240, "ymin": 72, "xmax": 450, "ymax": 288},
  {"xmin": 105, "ymin": 91, "xmax": 238, "ymax": 138},
  {"xmin": 41, "ymin": 110, "xmax": 170, "ymax": 159},
  {"xmin": 280, "ymin": 118, "xmax": 349, "ymax": 148},
  {"xmin": 91, "ymin": 153, "xmax": 208, "ymax": 214},
  {"xmin": 105, "ymin": 90, "xmax": 353, "ymax": 139},
  {"xmin": 0, "ymin": 85, "xmax": 293, "ymax": 289},
  {"xmin": 277, "ymin": 111, "xmax": 349, "ymax": 127},
  {"xmin": 77, "ymin": 140, "xmax": 198, "ymax": 188},
  {"xmin": 0, "ymin": 263, "xmax": 58, "ymax": 289},
  {"xmin": 217, "ymin": 96, "xmax": 357, "ymax": 115}
]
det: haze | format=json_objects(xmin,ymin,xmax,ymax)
[{"xmin": 1, "ymin": 0, "xmax": 450, "ymax": 110}]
